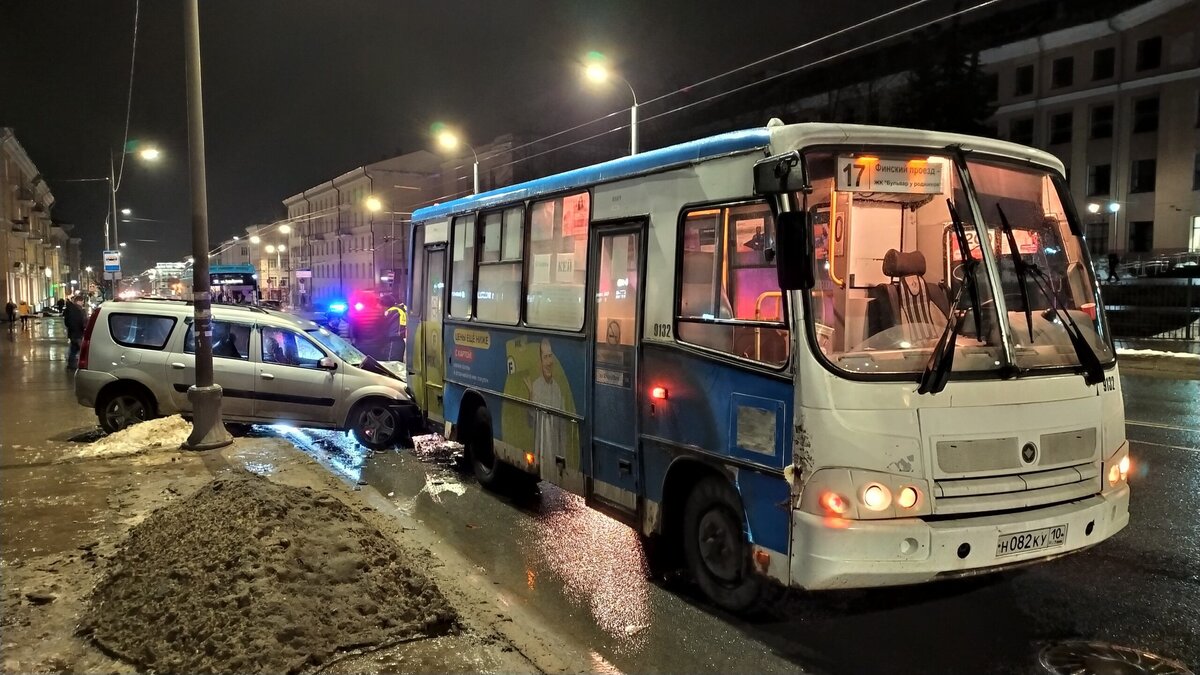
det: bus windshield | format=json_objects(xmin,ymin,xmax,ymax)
[
  {"xmin": 307, "ymin": 327, "xmax": 365, "ymax": 367},
  {"xmin": 802, "ymin": 149, "xmax": 1113, "ymax": 379},
  {"xmin": 804, "ymin": 151, "xmax": 1005, "ymax": 376}
]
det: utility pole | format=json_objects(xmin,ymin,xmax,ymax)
[{"xmin": 181, "ymin": 0, "xmax": 231, "ymax": 450}]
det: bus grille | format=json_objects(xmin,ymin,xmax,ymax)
[{"xmin": 932, "ymin": 463, "xmax": 1100, "ymax": 516}]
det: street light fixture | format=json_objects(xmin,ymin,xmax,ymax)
[
  {"xmin": 249, "ymin": 235, "xmax": 261, "ymax": 244},
  {"xmin": 583, "ymin": 51, "xmax": 639, "ymax": 155},
  {"xmin": 365, "ymin": 196, "xmax": 383, "ymax": 213},
  {"xmin": 121, "ymin": 208, "xmax": 132, "ymax": 216},
  {"xmin": 278, "ymin": 224, "xmax": 291, "ymax": 234},
  {"xmin": 433, "ymin": 126, "xmax": 480, "ymax": 194}
]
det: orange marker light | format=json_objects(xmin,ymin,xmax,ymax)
[
  {"xmin": 525, "ymin": 452, "xmax": 535, "ymax": 465},
  {"xmin": 650, "ymin": 386, "xmax": 668, "ymax": 400},
  {"xmin": 820, "ymin": 491, "xmax": 848, "ymax": 516}
]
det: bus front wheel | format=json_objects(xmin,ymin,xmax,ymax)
[
  {"xmin": 682, "ymin": 477, "xmax": 770, "ymax": 614},
  {"xmin": 465, "ymin": 406, "xmax": 504, "ymax": 490}
]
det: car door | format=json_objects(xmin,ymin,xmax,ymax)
[
  {"xmin": 254, "ymin": 326, "xmax": 339, "ymax": 424},
  {"xmin": 165, "ymin": 320, "xmax": 257, "ymax": 418}
]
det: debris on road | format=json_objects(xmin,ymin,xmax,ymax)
[{"xmin": 82, "ymin": 470, "xmax": 458, "ymax": 673}]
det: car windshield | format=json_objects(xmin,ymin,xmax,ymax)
[
  {"xmin": 803, "ymin": 150, "xmax": 1005, "ymax": 376},
  {"xmin": 307, "ymin": 327, "xmax": 365, "ymax": 366}
]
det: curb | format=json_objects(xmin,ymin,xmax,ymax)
[{"xmin": 1117, "ymin": 352, "xmax": 1200, "ymax": 380}]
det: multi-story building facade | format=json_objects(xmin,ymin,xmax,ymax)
[
  {"xmin": 983, "ymin": 0, "xmax": 1199, "ymax": 258},
  {"xmin": 2, "ymin": 128, "xmax": 65, "ymax": 309},
  {"xmin": 283, "ymin": 151, "xmax": 442, "ymax": 308}
]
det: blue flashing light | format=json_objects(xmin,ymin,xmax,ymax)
[{"xmin": 328, "ymin": 302, "xmax": 348, "ymax": 314}]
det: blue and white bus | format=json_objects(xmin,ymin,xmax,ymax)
[
  {"xmin": 209, "ymin": 264, "xmax": 259, "ymax": 305},
  {"xmin": 406, "ymin": 121, "xmax": 1130, "ymax": 611}
]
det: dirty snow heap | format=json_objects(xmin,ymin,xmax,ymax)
[{"xmin": 83, "ymin": 471, "xmax": 457, "ymax": 673}]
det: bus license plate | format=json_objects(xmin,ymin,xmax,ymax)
[{"xmin": 995, "ymin": 524, "xmax": 1067, "ymax": 557}]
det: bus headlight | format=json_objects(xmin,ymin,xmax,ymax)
[
  {"xmin": 800, "ymin": 469, "xmax": 931, "ymax": 520},
  {"xmin": 1103, "ymin": 442, "xmax": 1131, "ymax": 489}
]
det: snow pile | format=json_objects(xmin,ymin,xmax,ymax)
[
  {"xmin": 83, "ymin": 471, "xmax": 457, "ymax": 673},
  {"xmin": 74, "ymin": 415, "xmax": 191, "ymax": 459},
  {"xmin": 1118, "ymin": 348, "xmax": 1200, "ymax": 362}
]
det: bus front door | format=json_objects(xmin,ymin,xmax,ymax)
[
  {"xmin": 588, "ymin": 224, "xmax": 644, "ymax": 516},
  {"xmin": 419, "ymin": 246, "xmax": 446, "ymax": 424}
]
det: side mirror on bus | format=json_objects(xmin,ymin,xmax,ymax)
[
  {"xmin": 775, "ymin": 211, "xmax": 815, "ymax": 291},
  {"xmin": 753, "ymin": 151, "xmax": 806, "ymax": 195}
]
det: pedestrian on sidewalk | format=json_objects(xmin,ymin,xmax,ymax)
[
  {"xmin": 1106, "ymin": 252, "xmax": 1120, "ymax": 282},
  {"xmin": 5, "ymin": 300, "xmax": 15, "ymax": 327},
  {"xmin": 18, "ymin": 301, "xmax": 31, "ymax": 329},
  {"xmin": 64, "ymin": 294, "xmax": 86, "ymax": 368}
]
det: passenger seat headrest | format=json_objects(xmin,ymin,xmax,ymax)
[{"xmin": 883, "ymin": 249, "xmax": 927, "ymax": 277}]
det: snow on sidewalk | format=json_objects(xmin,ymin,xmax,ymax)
[{"xmin": 72, "ymin": 415, "xmax": 191, "ymax": 459}]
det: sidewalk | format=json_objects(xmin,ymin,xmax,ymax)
[
  {"xmin": 0, "ymin": 428, "xmax": 573, "ymax": 673},
  {"xmin": 1117, "ymin": 348, "xmax": 1200, "ymax": 380}
]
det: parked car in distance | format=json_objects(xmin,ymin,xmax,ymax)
[{"xmin": 73, "ymin": 298, "xmax": 422, "ymax": 448}]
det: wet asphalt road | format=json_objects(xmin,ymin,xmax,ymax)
[{"xmin": 2, "ymin": 318, "xmax": 1197, "ymax": 674}]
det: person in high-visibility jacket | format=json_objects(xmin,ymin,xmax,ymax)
[{"xmin": 384, "ymin": 296, "xmax": 407, "ymax": 362}]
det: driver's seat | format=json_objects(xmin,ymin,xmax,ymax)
[{"xmin": 874, "ymin": 250, "xmax": 949, "ymax": 343}]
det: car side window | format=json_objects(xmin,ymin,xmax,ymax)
[
  {"xmin": 261, "ymin": 327, "xmax": 325, "ymax": 368},
  {"xmin": 184, "ymin": 321, "xmax": 251, "ymax": 360},
  {"xmin": 107, "ymin": 313, "xmax": 177, "ymax": 350}
]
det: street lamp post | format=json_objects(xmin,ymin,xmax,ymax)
[
  {"xmin": 181, "ymin": 0, "xmax": 231, "ymax": 450},
  {"xmin": 584, "ymin": 56, "xmax": 639, "ymax": 155},
  {"xmin": 435, "ymin": 130, "xmax": 480, "ymax": 194}
]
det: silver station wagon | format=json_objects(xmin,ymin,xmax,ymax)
[{"xmin": 74, "ymin": 299, "xmax": 421, "ymax": 448}]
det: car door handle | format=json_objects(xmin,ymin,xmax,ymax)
[
  {"xmin": 260, "ymin": 373, "xmax": 275, "ymax": 380},
  {"xmin": 170, "ymin": 362, "xmax": 186, "ymax": 369}
]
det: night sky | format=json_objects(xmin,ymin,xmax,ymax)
[{"xmin": 1, "ymin": 0, "xmax": 951, "ymax": 272}]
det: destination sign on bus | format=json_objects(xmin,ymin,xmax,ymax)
[{"xmin": 836, "ymin": 156, "xmax": 944, "ymax": 194}]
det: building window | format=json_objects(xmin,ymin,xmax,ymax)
[
  {"xmin": 1013, "ymin": 64, "xmax": 1034, "ymax": 96},
  {"xmin": 1009, "ymin": 117, "xmax": 1034, "ymax": 146},
  {"xmin": 1087, "ymin": 164, "xmax": 1111, "ymax": 197},
  {"xmin": 1130, "ymin": 159, "xmax": 1156, "ymax": 193},
  {"xmin": 1132, "ymin": 96, "xmax": 1159, "ymax": 133},
  {"xmin": 1051, "ymin": 57, "xmax": 1074, "ymax": 88},
  {"xmin": 1048, "ymin": 112, "xmax": 1072, "ymax": 145},
  {"xmin": 1090, "ymin": 104, "xmax": 1114, "ymax": 139},
  {"xmin": 1085, "ymin": 222, "xmax": 1109, "ymax": 259},
  {"xmin": 1092, "ymin": 47, "xmax": 1115, "ymax": 80},
  {"xmin": 1194, "ymin": 153, "xmax": 1200, "ymax": 191},
  {"xmin": 984, "ymin": 72, "xmax": 999, "ymax": 102},
  {"xmin": 1135, "ymin": 36, "xmax": 1162, "ymax": 71},
  {"xmin": 1129, "ymin": 221, "xmax": 1153, "ymax": 253},
  {"xmin": 1190, "ymin": 217, "xmax": 1200, "ymax": 253}
]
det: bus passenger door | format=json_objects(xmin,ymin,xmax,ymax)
[
  {"xmin": 417, "ymin": 246, "xmax": 446, "ymax": 424},
  {"xmin": 588, "ymin": 224, "xmax": 644, "ymax": 516}
]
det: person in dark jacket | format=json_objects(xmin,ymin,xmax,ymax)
[{"xmin": 64, "ymin": 294, "xmax": 87, "ymax": 369}]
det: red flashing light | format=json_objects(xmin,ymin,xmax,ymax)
[
  {"xmin": 650, "ymin": 386, "xmax": 668, "ymax": 400},
  {"xmin": 353, "ymin": 302, "xmax": 365, "ymax": 312}
]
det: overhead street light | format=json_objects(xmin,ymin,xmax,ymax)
[
  {"xmin": 278, "ymin": 224, "xmax": 291, "ymax": 234},
  {"xmin": 365, "ymin": 196, "xmax": 383, "ymax": 213},
  {"xmin": 583, "ymin": 51, "xmax": 639, "ymax": 155},
  {"xmin": 249, "ymin": 235, "xmax": 261, "ymax": 244},
  {"xmin": 433, "ymin": 125, "xmax": 480, "ymax": 194}
]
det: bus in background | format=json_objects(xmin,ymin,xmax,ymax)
[
  {"xmin": 209, "ymin": 264, "xmax": 259, "ymax": 305},
  {"xmin": 406, "ymin": 122, "xmax": 1130, "ymax": 612}
]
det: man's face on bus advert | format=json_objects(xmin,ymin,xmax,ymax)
[{"xmin": 540, "ymin": 339, "xmax": 555, "ymax": 381}]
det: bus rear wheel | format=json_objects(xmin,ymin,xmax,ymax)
[
  {"xmin": 463, "ymin": 405, "xmax": 537, "ymax": 496},
  {"xmin": 682, "ymin": 477, "xmax": 770, "ymax": 614}
]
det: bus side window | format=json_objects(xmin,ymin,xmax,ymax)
[{"xmin": 449, "ymin": 214, "xmax": 476, "ymax": 318}]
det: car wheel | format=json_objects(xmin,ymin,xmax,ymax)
[
  {"xmin": 350, "ymin": 400, "xmax": 400, "ymax": 450},
  {"xmin": 98, "ymin": 390, "xmax": 152, "ymax": 434},
  {"xmin": 682, "ymin": 476, "xmax": 770, "ymax": 614}
]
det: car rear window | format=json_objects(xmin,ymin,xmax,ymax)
[{"xmin": 107, "ymin": 312, "xmax": 177, "ymax": 350}]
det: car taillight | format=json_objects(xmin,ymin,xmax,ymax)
[{"xmin": 79, "ymin": 309, "xmax": 100, "ymax": 370}]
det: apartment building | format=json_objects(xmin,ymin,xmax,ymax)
[
  {"xmin": 983, "ymin": 0, "xmax": 1200, "ymax": 256},
  {"xmin": 1, "ymin": 128, "xmax": 71, "ymax": 308}
]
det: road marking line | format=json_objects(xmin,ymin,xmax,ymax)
[
  {"xmin": 1125, "ymin": 420, "xmax": 1199, "ymax": 433},
  {"xmin": 1128, "ymin": 439, "xmax": 1199, "ymax": 453}
]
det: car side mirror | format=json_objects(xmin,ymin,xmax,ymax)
[
  {"xmin": 775, "ymin": 211, "xmax": 815, "ymax": 290},
  {"xmin": 753, "ymin": 151, "xmax": 807, "ymax": 195},
  {"xmin": 318, "ymin": 356, "xmax": 338, "ymax": 370}
]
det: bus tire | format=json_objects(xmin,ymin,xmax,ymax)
[
  {"xmin": 464, "ymin": 405, "xmax": 505, "ymax": 490},
  {"xmin": 682, "ymin": 476, "xmax": 769, "ymax": 614}
]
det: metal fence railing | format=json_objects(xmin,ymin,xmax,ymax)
[{"xmin": 1101, "ymin": 276, "xmax": 1199, "ymax": 351}]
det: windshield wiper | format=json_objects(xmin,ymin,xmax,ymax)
[
  {"xmin": 918, "ymin": 199, "xmax": 984, "ymax": 395},
  {"xmin": 994, "ymin": 203, "xmax": 1105, "ymax": 385}
]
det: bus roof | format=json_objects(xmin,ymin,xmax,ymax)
[
  {"xmin": 411, "ymin": 128, "xmax": 771, "ymax": 222},
  {"xmin": 411, "ymin": 122, "xmax": 1066, "ymax": 223}
]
